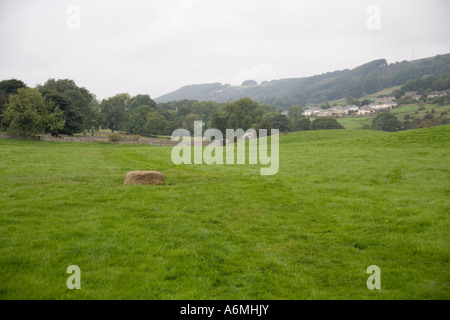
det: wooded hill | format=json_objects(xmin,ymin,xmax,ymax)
[{"xmin": 155, "ymin": 53, "xmax": 450, "ymax": 108}]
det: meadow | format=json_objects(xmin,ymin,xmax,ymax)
[
  {"xmin": 337, "ymin": 103, "xmax": 450, "ymax": 130},
  {"xmin": 0, "ymin": 125, "xmax": 449, "ymax": 299}
]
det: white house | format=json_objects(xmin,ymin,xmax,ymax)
[
  {"xmin": 343, "ymin": 105, "xmax": 360, "ymax": 114},
  {"xmin": 318, "ymin": 110, "xmax": 333, "ymax": 117},
  {"xmin": 329, "ymin": 106, "xmax": 346, "ymax": 116},
  {"xmin": 429, "ymin": 91, "xmax": 447, "ymax": 98},
  {"xmin": 358, "ymin": 106, "xmax": 373, "ymax": 115},
  {"xmin": 379, "ymin": 102, "xmax": 398, "ymax": 110},
  {"xmin": 303, "ymin": 107, "xmax": 323, "ymax": 116}
]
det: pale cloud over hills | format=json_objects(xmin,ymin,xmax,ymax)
[{"xmin": 0, "ymin": 0, "xmax": 449, "ymax": 100}]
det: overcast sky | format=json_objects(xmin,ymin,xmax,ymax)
[{"xmin": 1, "ymin": 0, "xmax": 449, "ymax": 100}]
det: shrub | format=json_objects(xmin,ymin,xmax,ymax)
[
  {"xmin": 311, "ymin": 117, "xmax": 345, "ymax": 130},
  {"xmin": 372, "ymin": 112, "xmax": 401, "ymax": 132},
  {"xmin": 108, "ymin": 133, "xmax": 121, "ymax": 142}
]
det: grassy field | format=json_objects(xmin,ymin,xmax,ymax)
[
  {"xmin": 326, "ymin": 85, "xmax": 402, "ymax": 106},
  {"xmin": 1, "ymin": 125, "xmax": 449, "ymax": 299},
  {"xmin": 337, "ymin": 103, "xmax": 450, "ymax": 130}
]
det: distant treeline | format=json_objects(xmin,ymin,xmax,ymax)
[
  {"xmin": 0, "ymin": 78, "xmax": 345, "ymax": 138},
  {"xmin": 1, "ymin": 67, "xmax": 449, "ymax": 138}
]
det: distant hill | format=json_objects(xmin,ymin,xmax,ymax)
[{"xmin": 155, "ymin": 53, "xmax": 450, "ymax": 108}]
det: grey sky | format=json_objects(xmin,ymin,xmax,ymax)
[{"xmin": 1, "ymin": 0, "xmax": 449, "ymax": 100}]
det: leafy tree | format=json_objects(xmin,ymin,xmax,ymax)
[
  {"xmin": 182, "ymin": 113, "xmax": 202, "ymax": 134},
  {"xmin": 41, "ymin": 91, "xmax": 83, "ymax": 135},
  {"xmin": 311, "ymin": 117, "xmax": 345, "ymax": 130},
  {"xmin": 0, "ymin": 79, "xmax": 27, "ymax": 130},
  {"xmin": 45, "ymin": 102, "xmax": 66, "ymax": 137},
  {"xmin": 37, "ymin": 79, "xmax": 95, "ymax": 134},
  {"xmin": 224, "ymin": 97, "xmax": 259, "ymax": 130},
  {"xmin": 144, "ymin": 112, "xmax": 167, "ymax": 137},
  {"xmin": 128, "ymin": 105, "xmax": 155, "ymax": 134},
  {"xmin": 255, "ymin": 119, "xmax": 272, "ymax": 137},
  {"xmin": 270, "ymin": 114, "xmax": 291, "ymax": 133},
  {"xmin": 372, "ymin": 112, "xmax": 401, "ymax": 132},
  {"xmin": 211, "ymin": 110, "xmax": 228, "ymax": 135},
  {"xmin": 3, "ymin": 88, "xmax": 64, "ymax": 137},
  {"xmin": 289, "ymin": 105, "xmax": 304, "ymax": 120},
  {"xmin": 293, "ymin": 117, "xmax": 311, "ymax": 131},
  {"xmin": 100, "ymin": 93, "xmax": 130, "ymax": 132},
  {"xmin": 128, "ymin": 94, "xmax": 156, "ymax": 113}
]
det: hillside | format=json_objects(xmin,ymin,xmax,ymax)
[{"xmin": 155, "ymin": 53, "xmax": 450, "ymax": 108}]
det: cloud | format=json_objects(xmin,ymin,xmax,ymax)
[{"xmin": 0, "ymin": 0, "xmax": 449, "ymax": 99}]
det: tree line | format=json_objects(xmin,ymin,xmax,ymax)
[{"xmin": 0, "ymin": 78, "xmax": 344, "ymax": 138}]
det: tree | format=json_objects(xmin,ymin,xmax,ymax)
[
  {"xmin": 37, "ymin": 79, "xmax": 95, "ymax": 135},
  {"xmin": 3, "ymin": 88, "xmax": 64, "ymax": 137},
  {"xmin": 289, "ymin": 105, "xmax": 304, "ymax": 120},
  {"xmin": 0, "ymin": 79, "xmax": 27, "ymax": 130},
  {"xmin": 211, "ymin": 110, "xmax": 228, "ymax": 135},
  {"xmin": 270, "ymin": 114, "xmax": 291, "ymax": 133},
  {"xmin": 293, "ymin": 117, "xmax": 311, "ymax": 131},
  {"xmin": 224, "ymin": 97, "xmax": 259, "ymax": 131},
  {"xmin": 255, "ymin": 119, "xmax": 272, "ymax": 137},
  {"xmin": 182, "ymin": 113, "xmax": 202, "ymax": 134},
  {"xmin": 144, "ymin": 112, "xmax": 167, "ymax": 137},
  {"xmin": 100, "ymin": 93, "xmax": 130, "ymax": 132},
  {"xmin": 372, "ymin": 112, "xmax": 401, "ymax": 132},
  {"xmin": 128, "ymin": 105, "xmax": 155, "ymax": 134},
  {"xmin": 45, "ymin": 103, "xmax": 66, "ymax": 137},
  {"xmin": 311, "ymin": 117, "xmax": 345, "ymax": 130},
  {"xmin": 42, "ymin": 91, "xmax": 83, "ymax": 135},
  {"xmin": 128, "ymin": 94, "xmax": 156, "ymax": 113}
]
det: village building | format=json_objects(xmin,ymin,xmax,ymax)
[
  {"xmin": 358, "ymin": 106, "xmax": 373, "ymax": 115},
  {"xmin": 303, "ymin": 107, "xmax": 323, "ymax": 116},
  {"xmin": 344, "ymin": 105, "xmax": 360, "ymax": 114},
  {"xmin": 317, "ymin": 109, "xmax": 333, "ymax": 117},
  {"xmin": 428, "ymin": 91, "xmax": 447, "ymax": 98}
]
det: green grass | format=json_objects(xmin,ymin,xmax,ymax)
[
  {"xmin": 336, "ymin": 103, "xmax": 450, "ymax": 130},
  {"xmin": 336, "ymin": 116, "xmax": 373, "ymax": 130},
  {"xmin": 327, "ymin": 85, "xmax": 402, "ymax": 105},
  {"xmin": 1, "ymin": 126, "xmax": 449, "ymax": 299}
]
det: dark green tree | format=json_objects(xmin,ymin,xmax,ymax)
[
  {"xmin": 254, "ymin": 119, "xmax": 272, "ymax": 137},
  {"xmin": 311, "ymin": 117, "xmax": 345, "ymax": 130},
  {"xmin": 128, "ymin": 105, "xmax": 155, "ymax": 134},
  {"xmin": 0, "ymin": 79, "xmax": 27, "ymax": 130},
  {"xmin": 144, "ymin": 112, "xmax": 167, "ymax": 137},
  {"xmin": 293, "ymin": 117, "xmax": 311, "ymax": 131},
  {"xmin": 224, "ymin": 97, "xmax": 259, "ymax": 130},
  {"xmin": 3, "ymin": 88, "xmax": 65, "ymax": 137},
  {"xmin": 372, "ymin": 112, "xmax": 401, "ymax": 132},
  {"xmin": 100, "ymin": 93, "xmax": 130, "ymax": 132},
  {"xmin": 288, "ymin": 105, "xmax": 304, "ymax": 120},
  {"xmin": 37, "ymin": 79, "xmax": 95, "ymax": 135},
  {"xmin": 128, "ymin": 94, "xmax": 156, "ymax": 113},
  {"xmin": 270, "ymin": 114, "xmax": 291, "ymax": 133}
]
